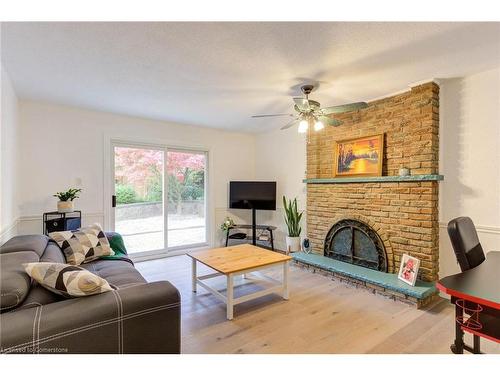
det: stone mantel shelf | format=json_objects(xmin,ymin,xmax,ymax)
[{"xmin": 303, "ymin": 174, "xmax": 444, "ymax": 184}]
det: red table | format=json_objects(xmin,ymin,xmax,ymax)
[{"xmin": 436, "ymin": 252, "xmax": 500, "ymax": 354}]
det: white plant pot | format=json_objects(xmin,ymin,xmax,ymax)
[
  {"xmin": 285, "ymin": 236, "xmax": 301, "ymax": 254},
  {"xmin": 57, "ymin": 201, "xmax": 74, "ymax": 213}
]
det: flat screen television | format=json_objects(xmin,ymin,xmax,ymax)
[{"xmin": 229, "ymin": 181, "xmax": 276, "ymax": 211}]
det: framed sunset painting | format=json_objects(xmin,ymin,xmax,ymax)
[{"xmin": 334, "ymin": 134, "xmax": 384, "ymax": 177}]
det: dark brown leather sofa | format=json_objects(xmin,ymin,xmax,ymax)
[{"xmin": 0, "ymin": 235, "xmax": 180, "ymax": 354}]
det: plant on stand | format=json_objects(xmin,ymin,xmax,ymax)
[
  {"xmin": 283, "ymin": 196, "xmax": 303, "ymax": 254},
  {"xmin": 220, "ymin": 216, "xmax": 235, "ymax": 246},
  {"xmin": 53, "ymin": 188, "xmax": 82, "ymax": 213},
  {"xmin": 220, "ymin": 216, "xmax": 235, "ymax": 232}
]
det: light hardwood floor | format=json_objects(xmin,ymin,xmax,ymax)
[{"xmin": 135, "ymin": 254, "xmax": 500, "ymax": 354}]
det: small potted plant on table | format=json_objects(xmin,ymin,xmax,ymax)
[
  {"xmin": 53, "ymin": 188, "xmax": 82, "ymax": 213},
  {"xmin": 220, "ymin": 216, "xmax": 235, "ymax": 232},
  {"xmin": 283, "ymin": 196, "xmax": 303, "ymax": 254}
]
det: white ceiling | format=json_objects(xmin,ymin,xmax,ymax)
[{"xmin": 2, "ymin": 22, "xmax": 499, "ymax": 133}]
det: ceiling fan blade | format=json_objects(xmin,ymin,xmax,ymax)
[
  {"xmin": 280, "ymin": 118, "xmax": 299, "ymax": 130},
  {"xmin": 293, "ymin": 97, "xmax": 310, "ymax": 111},
  {"xmin": 321, "ymin": 102, "xmax": 368, "ymax": 115},
  {"xmin": 318, "ymin": 115, "xmax": 342, "ymax": 127},
  {"xmin": 252, "ymin": 113, "xmax": 295, "ymax": 118}
]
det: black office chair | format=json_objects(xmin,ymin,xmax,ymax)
[{"xmin": 447, "ymin": 216, "xmax": 486, "ymax": 272}]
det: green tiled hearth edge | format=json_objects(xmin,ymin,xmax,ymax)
[
  {"xmin": 303, "ymin": 174, "xmax": 444, "ymax": 184},
  {"xmin": 292, "ymin": 252, "xmax": 437, "ymax": 299}
]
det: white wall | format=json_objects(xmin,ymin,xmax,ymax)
[
  {"xmin": 16, "ymin": 100, "xmax": 256, "ymax": 247},
  {"xmin": 253, "ymin": 127, "xmax": 307, "ymax": 251},
  {"xmin": 439, "ymin": 67, "xmax": 500, "ymax": 277},
  {"xmin": 0, "ymin": 64, "xmax": 20, "ymax": 243}
]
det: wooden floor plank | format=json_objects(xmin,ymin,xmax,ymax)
[{"xmin": 136, "ymin": 254, "xmax": 500, "ymax": 354}]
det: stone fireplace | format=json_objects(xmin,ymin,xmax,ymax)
[{"xmin": 296, "ymin": 82, "xmax": 441, "ymax": 307}]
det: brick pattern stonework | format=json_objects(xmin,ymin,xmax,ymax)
[{"xmin": 306, "ymin": 82, "xmax": 440, "ymax": 282}]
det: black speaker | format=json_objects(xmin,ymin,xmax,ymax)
[
  {"xmin": 302, "ymin": 238, "xmax": 311, "ymax": 253},
  {"xmin": 45, "ymin": 218, "xmax": 64, "ymax": 233}
]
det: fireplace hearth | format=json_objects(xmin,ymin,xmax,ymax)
[{"xmin": 324, "ymin": 219, "xmax": 387, "ymax": 272}]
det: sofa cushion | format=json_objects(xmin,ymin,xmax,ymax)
[
  {"xmin": 80, "ymin": 259, "xmax": 146, "ymax": 289},
  {"xmin": 17, "ymin": 284, "xmax": 64, "ymax": 310},
  {"xmin": 0, "ymin": 251, "xmax": 39, "ymax": 311},
  {"xmin": 49, "ymin": 224, "xmax": 114, "ymax": 265},
  {"xmin": 24, "ymin": 262, "xmax": 115, "ymax": 298},
  {"xmin": 100, "ymin": 232, "xmax": 129, "ymax": 261},
  {"xmin": 40, "ymin": 242, "xmax": 67, "ymax": 263},
  {"xmin": 0, "ymin": 235, "xmax": 49, "ymax": 256}
]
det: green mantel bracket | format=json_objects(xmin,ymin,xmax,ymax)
[{"xmin": 303, "ymin": 175, "xmax": 444, "ymax": 184}]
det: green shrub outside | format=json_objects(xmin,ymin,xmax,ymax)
[
  {"xmin": 117, "ymin": 167, "xmax": 204, "ymax": 205},
  {"xmin": 115, "ymin": 184, "xmax": 141, "ymax": 204},
  {"xmin": 146, "ymin": 173, "xmax": 163, "ymax": 202}
]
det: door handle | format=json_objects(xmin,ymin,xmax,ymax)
[{"xmin": 112, "ymin": 195, "xmax": 116, "ymax": 208}]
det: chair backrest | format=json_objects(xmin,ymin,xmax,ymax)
[{"xmin": 447, "ymin": 217, "xmax": 486, "ymax": 271}]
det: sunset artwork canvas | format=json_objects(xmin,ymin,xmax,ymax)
[{"xmin": 334, "ymin": 134, "xmax": 384, "ymax": 177}]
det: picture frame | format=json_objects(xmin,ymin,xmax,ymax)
[
  {"xmin": 398, "ymin": 254, "xmax": 420, "ymax": 286},
  {"xmin": 333, "ymin": 134, "xmax": 384, "ymax": 177}
]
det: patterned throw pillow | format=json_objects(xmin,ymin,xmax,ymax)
[
  {"xmin": 49, "ymin": 224, "xmax": 115, "ymax": 265},
  {"xmin": 23, "ymin": 262, "xmax": 114, "ymax": 298}
]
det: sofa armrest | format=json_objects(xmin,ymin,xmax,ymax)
[{"xmin": 0, "ymin": 281, "xmax": 180, "ymax": 354}]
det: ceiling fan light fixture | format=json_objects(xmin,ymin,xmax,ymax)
[
  {"xmin": 314, "ymin": 120, "xmax": 324, "ymax": 131},
  {"xmin": 298, "ymin": 119, "xmax": 308, "ymax": 133},
  {"xmin": 252, "ymin": 83, "xmax": 367, "ymax": 131}
]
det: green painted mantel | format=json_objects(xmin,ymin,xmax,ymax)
[{"xmin": 303, "ymin": 174, "xmax": 444, "ymax": 184}]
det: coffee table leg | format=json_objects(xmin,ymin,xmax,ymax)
[
  {"xmin": 227, "ymin": 274, "xmax": 234, "ymax": 320},
  {"xmin": 192, "ymin": 258, "xmax": 197, "ymax": 293},
  {"xmin": 283, "ymin": 261, "xmax": 289, "ymax": 300}
]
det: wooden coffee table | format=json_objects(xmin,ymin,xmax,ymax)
[{"xmin": 187, "ymin": 244, "xmax": 292, "ymax": 320}]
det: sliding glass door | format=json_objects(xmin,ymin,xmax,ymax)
[
  {"xmin": 112, "ymin": 143, "xmax": 207, "ymax": 256},
  {"xmin": 113, "ymin": 145, "xmax": 165, "ymax": 254},
  {"xmin": 166, "ymin": 150, "xmax": 207, "ymax": 248}
]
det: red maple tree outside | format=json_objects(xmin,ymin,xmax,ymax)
[
  {"xmin": 115, "ymin": 148, "xmax": 204, "ymax": 184},
  {"xmin": 115, "ymin": 148, "xmax": 205, "ymax": 204},
  {"xmin": 166, "ymin": 151, "xmax": 204, "ymax": 182}
]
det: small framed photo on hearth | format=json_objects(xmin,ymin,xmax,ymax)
[{"xmin": 398, "ymin": 254, "xmax": 420, "ymax": 286}]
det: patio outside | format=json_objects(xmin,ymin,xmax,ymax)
[{"xmin": 115, "ymin": 210, "xmax": 206, "ymax": 253}]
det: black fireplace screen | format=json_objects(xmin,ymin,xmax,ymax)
[{"xmin": 324, "ymin": 219, "xmax": 387, "ymax": 272}]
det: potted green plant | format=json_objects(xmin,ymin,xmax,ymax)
[
  {"xmin": 53, "ymin": 188, "xmax": 82, "ymax": 213},
  {"xmin": 283, "ymin": 196, "xmax": 303, "ymax": 253},
  {"xmin": 220, "ymin": 216, "xmax": 235, "ymax": 232}
]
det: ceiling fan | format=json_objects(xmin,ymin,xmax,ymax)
[{"xmin": 252, "ymin": 84, "xmax": 368, "ymax": 133}]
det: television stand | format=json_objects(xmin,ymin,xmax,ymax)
[{"xmin": 225, "ymin": 224, "xmax": 277, "ymax": 251}]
